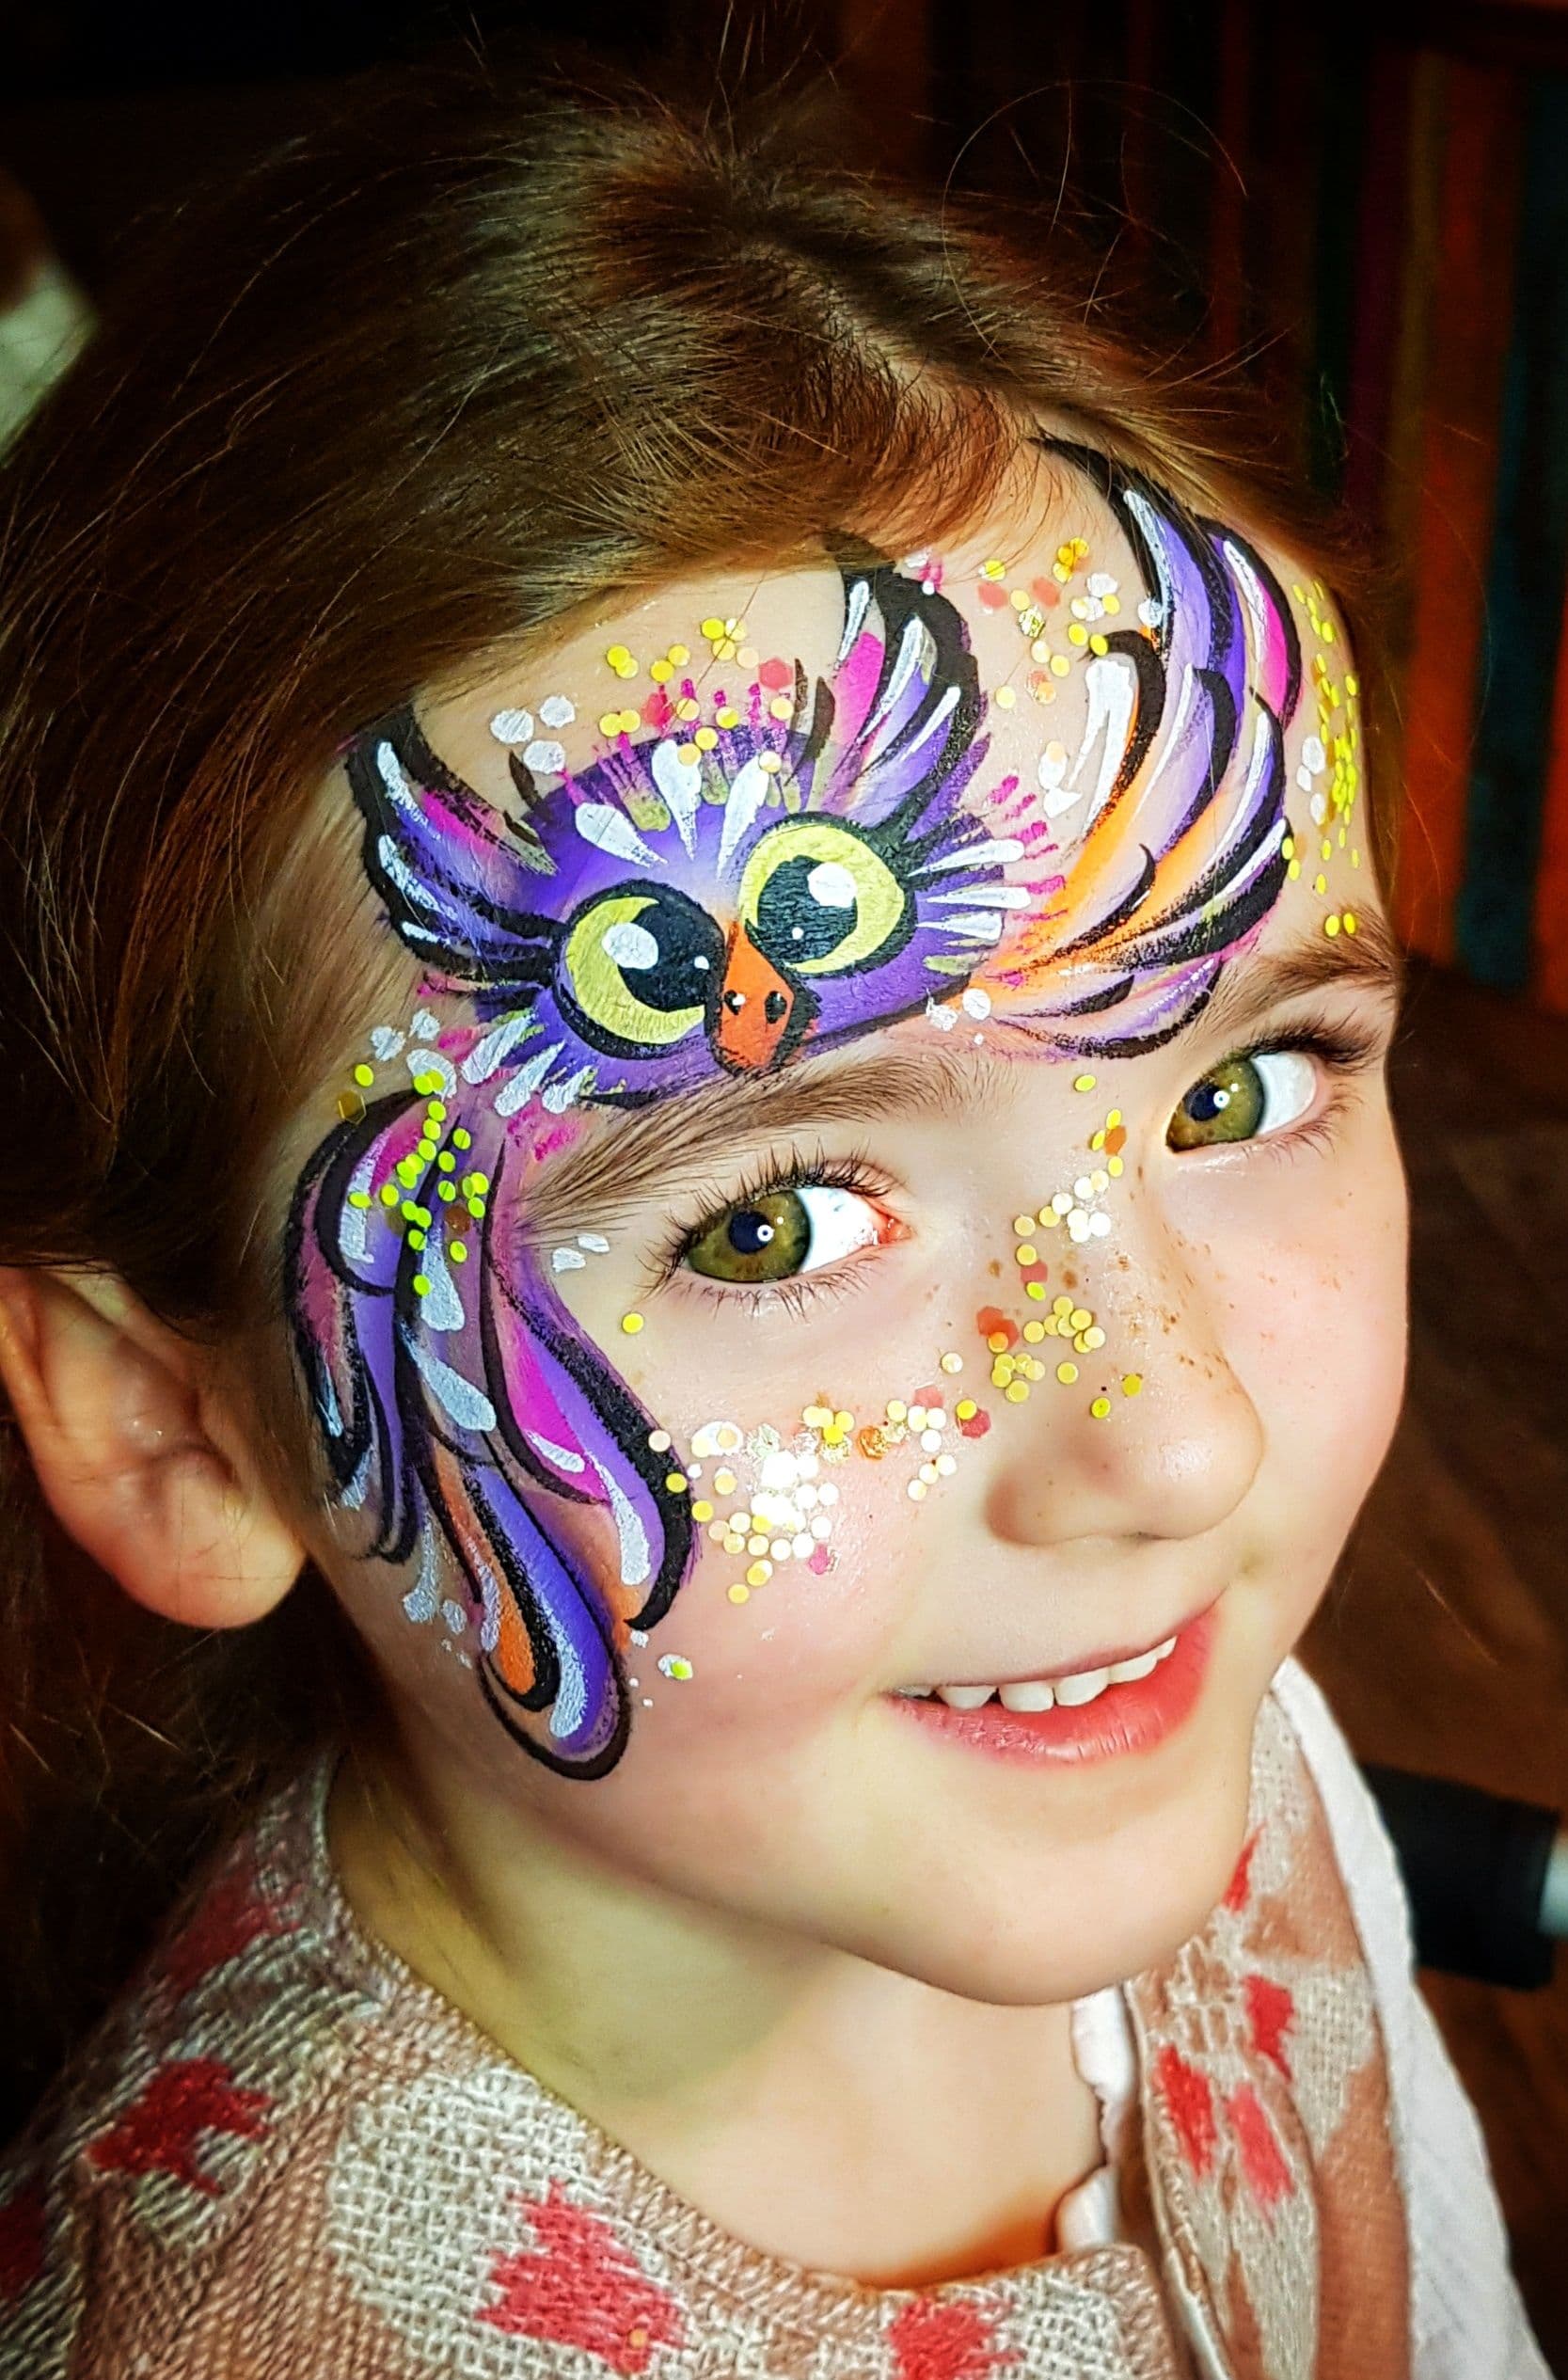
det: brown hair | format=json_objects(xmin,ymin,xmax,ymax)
[{"xmin": 0, "ymin": 44, "xmax": 1388, "ymax": 2137}]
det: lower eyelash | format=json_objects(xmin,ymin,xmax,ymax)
[{"xmin": 668, "ymin": 1251, "xmax": 883, "ymax": 1322}]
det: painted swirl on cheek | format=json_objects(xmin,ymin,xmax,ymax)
[{"xmin": 283, "ymin": 446, "xmax": 1306, "ymax": 1782}]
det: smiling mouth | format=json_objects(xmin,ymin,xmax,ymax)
[{"xmin": 888, "ymin": 1596, "xmax": 1217, "ymax": 1712}]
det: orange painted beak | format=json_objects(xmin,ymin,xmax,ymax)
[{"xmin": 712, "ymin": 923, "xmax": 805, "ymax": 1071}]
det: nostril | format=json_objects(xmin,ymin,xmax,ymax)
[
  {"xmin": 764, "ymin": 991, "xmax": 788, "ymax": 1023},
  {"xmin": 721, "ymin": 990, "xmax": 746, "ymax": 1013}
]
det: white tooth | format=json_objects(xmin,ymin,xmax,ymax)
[
  {"xmin": 1052, "ymin": 1666, "xmax": 1111, "ymax": 1706},
  {"xmin": 936, "ymin": 1683, "xmax": 995, "ymax": 1709},
  {"xmin": 1151, "ymin": 1634, "xmax": 1178, "ymax": 1660},
  {"xmin": 890, "ymin": 1687, "xmax": 933, "ymax": 1699},
  {"xmin": 1105, "ymin": 1648, "xmax": 1160, "ymax": 1684},
  {"xmin": 998, "ymin": 1678, "xmax": 1056, "ymax": 1712}
]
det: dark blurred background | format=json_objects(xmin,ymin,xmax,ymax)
[{"xmin": 3, "ymin": 0, "xmax": 1566, "ymax": 2362}]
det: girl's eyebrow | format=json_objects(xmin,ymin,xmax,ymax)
[{"xmin": 520, "ymin": 912, "xmax": 1402, "ymax": 1238}]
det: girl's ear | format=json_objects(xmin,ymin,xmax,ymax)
[{"xmin": 0, "ymin": 1264, "xmax": 306, "ymax": 1627}]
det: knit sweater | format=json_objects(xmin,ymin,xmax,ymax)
[{"xmin": 0, "ymin": 1654, "xmax": 1551, "ymax": 2380}]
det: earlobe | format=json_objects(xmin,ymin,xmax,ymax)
[{"xmin": 0, "ymin": 1264, "xmax": 306, "ymax": 1629}]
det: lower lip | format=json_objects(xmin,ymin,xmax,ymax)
[{"xmin": 880, "ymin": 1603, "xmax": 1219, "ymax": 1769}]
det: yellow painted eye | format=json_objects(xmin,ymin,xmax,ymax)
[
  {"xmin": 736, "ymin": 820, "xmax": 909, "ymax": 978},
  {"xmin": 560, "ymin": 887, "xmax": 721, "ymax": 1053}
]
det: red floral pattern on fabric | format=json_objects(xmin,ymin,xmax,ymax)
[
  {"xmin": 1225, "ymin": 2085, "xmax": 1294, "ymax": 2215},
  {"xmin": 477, "ymin": 2180, "xmax": 687, "ymax": 2374},
  {"xmin": 0, "ymin": 2176, "xmax": 46, "ymax": 2304},
  {"xmin": 886, "ymin": 2295, "xmax": 1022, "ymax": 2378},
  {"xmin": 1243, "ymin": 1973, "xmax": 1296, "ymax": 2083},
  {"xmin": 155, "ymin": 1862, "xmax": 299, "ymax": 1999},
  {"xmin": 86, "ymin": 2056, "xmax": 273, "ymax": 2195},
  {"xmin": 1152, "ymin": 2043, "xmax": 1218, "ymax": 2181},
  {"xmin": 1222, "ymin": 1828, "xmax": 1260, "ymax": 1913}
]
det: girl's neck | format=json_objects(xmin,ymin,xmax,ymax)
[{"xmin": 325, "ymin": 1735, "xmax": 1107, "ymax": 2287}]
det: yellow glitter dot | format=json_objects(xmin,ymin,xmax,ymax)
[
  {"xmin": 1342, "ymin": 911, "xmax": 1358, "ymax": 933},
  {"xmin": 747, "ymin": 1561, "xmax": 772, "ymax": 1587},
  {"xmin": 1022, "ymin": 1319, "xmax": 1045, "ymax": 1342},
  {"xmin": 939, "ymin": 1353, "xmax": 963, "ymax": 1375},
  {"xmin": 1015, "ymin": 1243, "xmax": 1038, "ymax": 1267},
  {"xmin": 675, "ymin": 742, "xmax": 699, "ymax": 763},
  {"xmin": 694, "ymin": 726, "xmax": 719, "ymax": 751},
  {"xmin": 713, "ymin": 1467, "xmax": 737, "ymax": 1495},
  {"xmin": 955, "ymin": 1398, "xmax": 978, "ymax": 1420},
  {"xmin": 411, "ymin": 1273, "xmax": 431, "ymax": 1296},
  {"xmin": 1005, "ymin": 1380, "xmax": 1030, "ymax": 1403},
  {"xmin": 1089, "ymin": 634, "xmax": 1109, "ymax": 657},
  {"xmin": 727, "ymin": 1583, "xmax": 750, "ymax": 1604},
  {"xmin": 650, "ymin": 658, "xmax": 673, "ymax": 683},
  {"xmin": 747, "ymin": 1534, "xmax": 768, "ymax": 1554},
  {"xmin": 995, "ymin": 686, "xmax": 1017, "ymax": 708},
  {"xmin": 1323, "ymin": 913, "xmax": 1341, "ymax": 937},
  {"xmin": 1072, "ymin": 1072, "xmax": 1097, "ymax": 1092},
  {"xmin": 450, "ymin": 1240, "xmax": 468, "ymax": 1263},
  {"xmin": 990, "ymin": 1363, "xmax": 1014, "ymax": 1388},
  {"xmin": 1069, "ymin": 1307, "xmax": 1092, "ymax": 1331},
  {"xmin": 667, "ymin": 643, "xmax": 689, "ymax": 665},
  {"xmin": 833, "ymin": 1408, "xmax": 853, "ymax": 1431},
  {"xmin": 1025, "ymin": 1280, "xmax": 1047, "ymax": 1301},
  {"xmin": 884, "ymin": 1400, "xmax": 908, "ymax": 1423},
  {"xmin": 1090, "ymin": 1398, "xmax": 1112, "ymax": 1420},
  {"xmin": 1121, "ymin": 1372, "xmax": 1143, "ymax": 1397},
  {"xmin": 1056, "ymin": 1361, "xmax": 1079, "ymax": 1385},
  {"xmin": 716, "ymin": 706, "xmax": 739, "ymax": 729},
  {"xmin": 1082, "ymin": 1326, "xmax": 1107, "ymax": 1351},
  {"xmin": 700, "ymin": 617, "xmax": 724, "ymax": 639},
  {"xmin": 674, "ymin": 697, "xmax": 700, "ymax": 722},
  {"xmin": 981, "ymin": 556, "xmax": 1006, "ymax": 579},
  {"xmin": 606, "ymin": 643, "xmax": 634, "ymax": 672},
  {"xmin": 621, "ymin": 1311, "xmax": 644, "ymax": 1335},
  {"xmin": 987, "ymin": 1330, "xmax": 1010, "ymax": 1354},
  {"xmin": 664, "ymin": 1472, "xmax": 688, "ymax": 1495},
  {"xmin": 1011, "ymin": 1213, "xmax": 1036, "ymax": 1236},
  {"xmin": 1050, "ymin": 654, "xmax": 1071, "ymax": 677},
  {"xmin": 690, "ymin": 1499, "xmax": 714, "ymax": 1523},
  {"xmin": 598, "ymin": 711, "xmax": 622, "ymax": 736},
  {"xmin": 767, "ymin": 695, "xmax": 790, "ymax": 722},
  {"xmin": 1313, "ymin": 872, "xmax": 1328, "ymax": 895}
]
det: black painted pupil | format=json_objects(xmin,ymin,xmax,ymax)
[
  {"xmin": 727, "ymin": 1210, "xmax": 776, "ymax": 1255},
  {"xmin": 754, "ymin": 857, "xmax": 857, "ymax": 965},
  {"xmin": 618, "ymin": 895, "xmax": 720, "ymax": 1010},
  {"xmin": 1186, "ymin": 1082, "xmax": 1231, "ymax": 1123}
]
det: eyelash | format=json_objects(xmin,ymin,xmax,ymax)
[{"xmin": 648, "ymin": 1015, "xmax": 1386, "ymax": 1315}]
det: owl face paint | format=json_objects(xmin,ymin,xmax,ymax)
[{"xmin": 283, "ymin": 438, "xmax": 1386, "ymax": 1796}]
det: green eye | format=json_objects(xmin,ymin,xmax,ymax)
[
  {"xmin": 1166, "ymin": 1050, "xmax": 1316, "ymax": 1149},
  {"xmin": 681, "ymin": 1184, "xmax": 881, "ymax": 1285}
]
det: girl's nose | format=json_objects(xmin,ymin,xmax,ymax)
[{"xmin": 981, "ymin": 1233, "xmax": 1265, "ymax": 1552}]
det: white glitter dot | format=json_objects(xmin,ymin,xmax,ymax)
[
  {"xmin": 538, "ymin": 693, "xmax": 576, "ymax": 728},
  {"xmin": 489, "ymin": 706, "xmax": 533, "ymax": 744},
  {"xmin": 791, "ymin": 1531, "xmax": 814, "ymax": 1559},
  {"xmin": 1089, "ymin": 1212, "xmax": 1112, "ymax": 1237},
  {"xmin": 920, "ymin": 1429, "xmax": 942, "ymax": 1453},
  {"xmin": 907, "ymin": 1478, "xmax": 927, "ymax": 1500},
  {"xmin": 522, "ymin": 738, "xmax": 566, "ymax": 774},
  {"xmin": 936, "ymin": 1453, "xmax": 957, "ymax": 1476},
  {"xmin": 810, "ymin": 1515, "xmax": 832, "ymax": 1539},
  {"xmin": 816, "ymin": 1483, "xmax": 839, "ymax": 1506}
]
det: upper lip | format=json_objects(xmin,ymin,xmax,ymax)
[{"xmin": 894, "ymin": 1594, "xmax": 1217, "ymax": 1690}]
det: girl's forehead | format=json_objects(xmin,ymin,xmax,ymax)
[{"xmin": 417, "ymin": 472, "xmax": 1180, "ymax": 790}]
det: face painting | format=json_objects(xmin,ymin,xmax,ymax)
[{"xmin": 284, "ymin": 439, "xmax": 1309, "ymax": 1780}]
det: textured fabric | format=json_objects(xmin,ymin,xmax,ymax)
[{"xmin": 0, "ymin": 1654, "xmax": 1548, "ymax": 2379}]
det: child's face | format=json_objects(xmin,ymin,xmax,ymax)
[{"xmin": 286, "ymin": 444, "xmax": 1406, "ymax": 2004}]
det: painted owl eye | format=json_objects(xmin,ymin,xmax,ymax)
[
  {"xmin": 560, "ymin": 885, "xmax": 723, "ymax": 1054},
  {"xmin": 737, "ymin": 820, "xmax": 911, "ymax": 978}
]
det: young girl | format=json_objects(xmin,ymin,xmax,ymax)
[{"xmin": 0, "ymin": 54, "xmax": 1550, "ymax": 2380}]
